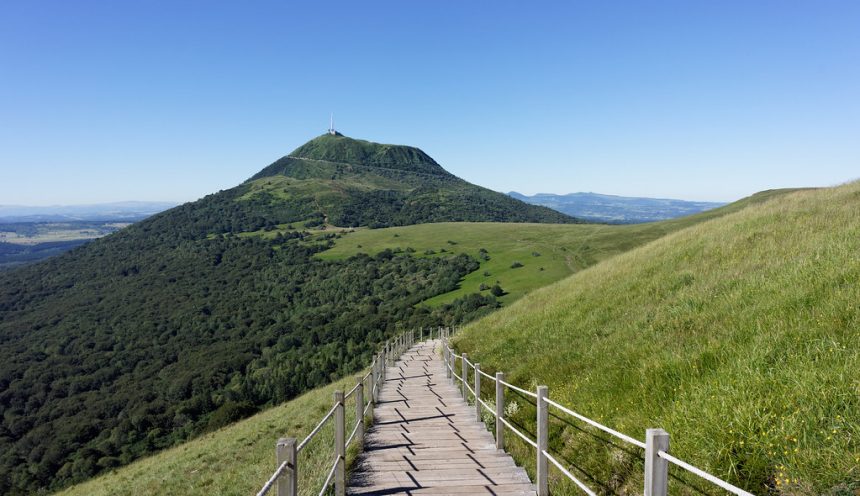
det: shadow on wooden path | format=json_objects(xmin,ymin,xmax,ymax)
[{"xmin": 348, "ymin": 340, "xmax": 536, "ymax": 495}]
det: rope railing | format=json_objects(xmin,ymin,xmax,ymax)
[
  {"xmin": 297, "ymin": 402, "xmax": 339, "ymax": 453},
  {"xmin": 316, "ymin": 456, "xmax": 339, "ymax": 496},
  {"xmin": 500, "ymin": 416, "xmax": 538, "ymax": 448},
  {"xmin": 544, "ymin": 397, "xmax": 646, "ymax": 449},
  {"xmin": 344, "ymin": 381, "xmax": 362, "ymax": 399},
  {"xmin": 255, "ymin": 460, "xmax": 290, "ymax": 496},
  {"xmin": 257, "ymin": 325, "xmax": 453, "ymax": 496},
  {"xmin": 498, "ymin": 377, "xmax": 538, "ymax": 399},
  {"xmin": 442, "ymin": 335, "xmax": 755, "ymax": 496},
  {"xmin": 544, "ymin": 449, "xmax": 597, "ymax": 496},
  {"xmin": 658, "ymin": 450, "xmax": 754, "ymax": 496}
]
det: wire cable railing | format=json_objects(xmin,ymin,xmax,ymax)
[
  {"xmin": 442, "ymin": 333, "xmax": 756, "ymax": 496},
  {"xmin": 256, "ymin": 326, "xmax": 452, "ymax": 496}
]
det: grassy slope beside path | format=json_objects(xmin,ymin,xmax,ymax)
[
  {"xmin": 453, "ymin": 183, "xmax": 860, "ymax": 494},
  {"xmin": 56, "ymin": 372, "xmax": 367, "ymax": 496}
]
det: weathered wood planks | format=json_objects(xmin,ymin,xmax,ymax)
[{"xmin": 348, "ymin": 340, "xmax": 536, "ymax": 496}]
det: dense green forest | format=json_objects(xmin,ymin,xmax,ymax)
[
  {"xmin": 0, "ymin": 228, "xmax": 499, "ymax": 493},
  {"xmin": 0, "ymin": 133, "xmax": 561, "ymax": 493}
]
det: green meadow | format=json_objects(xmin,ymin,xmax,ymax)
[{"xmin": 317, "ymin": 189, "xmax": 800, "ymax": 306}]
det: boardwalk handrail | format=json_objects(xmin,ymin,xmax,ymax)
[
  {"xmin": 442, "ymin": 336, "xmax": 755, "ymax": 496},
  {"xmin": 256, "ymin": 326, "xmax": 451, "ymax": 496}
]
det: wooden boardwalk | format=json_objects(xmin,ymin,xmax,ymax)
[{"xmin": 348, "ymin": 340, "xmax": 536, "ymax": 495}]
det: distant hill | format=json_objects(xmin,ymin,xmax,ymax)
[
  {"xmin": 0, "ymin": 133, "xmax": 577, "ymax": 494},
  {"xmin": 508, "ymin": 191, "xmax": 724, "ymax": 223},
  {"xmin": 247, "ymin": 133, "xmax": 579, "ymax": 227},
  {"xmin": 0, "ymin": 201, "xmax": 176, "ymax": 223}
]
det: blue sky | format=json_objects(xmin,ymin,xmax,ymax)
[{"xmin": 1, "ymin": 1, "xmax": 858, "ymax": 204}]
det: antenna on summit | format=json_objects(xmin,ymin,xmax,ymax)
[{"xmin": 328, "ymin": 113, "xmax": 336, "ymax": 135}]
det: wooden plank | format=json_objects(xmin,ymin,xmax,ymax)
[{"xmin": 348, "ymin": 339, "xmax": 536, "ymax": 496}]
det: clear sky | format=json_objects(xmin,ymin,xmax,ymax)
[{"xmin": 1, "ymin": 1, "xmax": 858, "ymax": 205}]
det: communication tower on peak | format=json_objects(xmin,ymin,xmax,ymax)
[{"xmin": 328, "ymin": 113, "xmax": 336, "ymax": 135}]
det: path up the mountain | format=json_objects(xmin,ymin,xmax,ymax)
[{"xmin": 348, "ymin": 340, "xmax": 536, "ymax": 495}]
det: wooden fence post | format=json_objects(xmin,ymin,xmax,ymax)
[
  {"xmin": 356, "ymin": 383, "xmax": 364, "ymax": 449},
  {"xmin": 442, "ymin": 340, "xmax": 448, "ymax": 378},
  {"xmin": 444, "ymin": 340, "xmax": 451, "ymax": 380},
  {"xmin": 276, "ymin": 437, "xmax": 297, "ymax": 496},
  {"xmin": 474, "ymin": 363, "xmax": 482, "ymax": 422},
  {"xmin": 644, "ymin": 428, "xmax": 670, "ymax": 496},
  {"xmin": 371, "ymin": 356, "xmax": 378, "ymax": 404},
  {"xmin": 461, "ymin": 353, "xmax": 469, "ymax": 399},
  {"xmin": 495, "ymin": 372, "xmax": 504, "ymax": 450},
  {"xmin": 334, "ymin": 391, "xmax": 345, "ymax": 496},
  {"xmin": 387, "ymin": 342, "xmax": 392, "ymax": 367},
  {"xmin": 536, "ymin": 385, "xmax": 548, "ymax": 496}
]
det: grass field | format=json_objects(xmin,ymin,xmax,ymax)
[
  {"xmin": 56, "ymin": 371, "xmax": 369, "ymax": 496},
  {"xmin": 452, "ymin": 183, "xmax": 860, "ymax": 494},
  {"xmin": 316, "ymin": 189, "xmax": 801, "ymax": 306}
]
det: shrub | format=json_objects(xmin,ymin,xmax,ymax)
[{"xmin": 510, "ymin": 261, "xmax": 523, "ymax": 269}]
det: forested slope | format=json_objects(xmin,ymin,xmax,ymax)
[{"xmin": 0, "ymin": 133, "xmax": 566, "ymax": 494}]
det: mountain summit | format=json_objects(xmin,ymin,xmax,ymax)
[
  {"xmin": 290, "ymin": 133, "xmax": 448, "ymax": 176},
  {"xmin": 243, "ymin": 134, "xmax": 579, "ymax": 227}
]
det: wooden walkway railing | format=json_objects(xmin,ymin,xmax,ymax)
[
  {"xmin": 257, "ymin": 326, "xmax": 758, "ymax": 496},
  {"xmin": 256, "ymin": 327, "xmax": 449, "ymax": 496},
  {"xmin": 348, "ymin": 339, "xmax": 535, "ymax": 495},
  {"xmin": 440, "ymin": 335, "xmax": 755, "ymax": 496}
]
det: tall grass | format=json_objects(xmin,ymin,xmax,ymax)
[
  {"xmin": 454, "ymin": 182, "xmax": 860, "ymax": 494},
  {"xmin": 56, "ymin": 371, "xmax": 369, "ymax": 496}
]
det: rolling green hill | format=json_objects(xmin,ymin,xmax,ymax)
[
  {"xmin": 316, "ymin": 189, "xmax": 803, "ymax": 306},
  {"xmin": 0, "ymin": 133, "xmax": 576, "ymax": 494},
  {"xmin": 452, "ymin": 182, "xmax": 860, "ymax": 493},
  {"xmin": 244, "ymin": 133, "xmax": 578, "ymax": 227}
]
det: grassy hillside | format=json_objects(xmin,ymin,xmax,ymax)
[
  {"xmin": 56, "ymin": 371, "xmax": 367, "ymax": 496},
  {"xmin": 317, "ymin": 189, "xmax": 803, "ymax": 306},
  {"xmin": 452, "ymin": 183, "xmax": 860, "ymax": 493}
]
